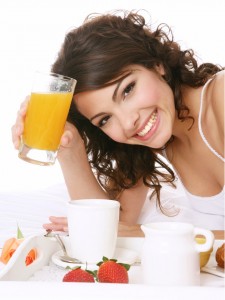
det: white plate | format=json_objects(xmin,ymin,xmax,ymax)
[
  {"xmin": 51, "ymin": 247, "xmax": 139, "ymax": 269},
  {"xmin": 201, "ymin": 240, "xmax": 224, "ymax": 278},
  {"xmin": 202, "ymin": 265, "xmax": 225, "ymax": 278},
  {"xmin": 0, "ymin": 235, "xmax": 59, "ymax": 281}
]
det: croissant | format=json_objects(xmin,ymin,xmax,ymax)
[{"xmin": 215, "ymin": 243, "xmax": 224, "ymax": 268}]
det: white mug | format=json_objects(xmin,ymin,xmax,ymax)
[
  {"xmin": 67, "ymin": 199, "xmax": 120, "ymax": 264},
  {"xmin": 141, "ymin": 222, "xmax": 214, "ymax": 286}
]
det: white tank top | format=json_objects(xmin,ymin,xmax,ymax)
[
  {"xmin": 137, "ymin": 181, "xmax": 225, "ymax": 230},
  {"xmin": 138, "ymin": 72, "xmax": 225, "ymax": 230}
]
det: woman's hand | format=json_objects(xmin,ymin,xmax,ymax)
[
  {"xmin": 11, "ymin": 97, "xmax": 83, "ymax": 156},
  {"xmin": 43, "ymin": 216, "xmax": 68, "ymax": 232},
  {"xmin": 42, "ymin": 216, "xmax": 144, "ymax": 237}
]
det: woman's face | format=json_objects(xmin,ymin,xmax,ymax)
[{"xmin": 75, "ymin": 65, "xmax": 175, "ymax": 149}]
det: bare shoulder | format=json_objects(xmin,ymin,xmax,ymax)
[
  {"xmin": 209, "ymin": 70, "xmax": 224, "ymax": 132},
  {"xmin": 211, "ymin": 70, "xmax": 224, "ymax": 106}
]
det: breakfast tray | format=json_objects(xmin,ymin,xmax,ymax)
[{"xmin": 0, "ymin": 234, "xmax": 224, "ymax": 286}]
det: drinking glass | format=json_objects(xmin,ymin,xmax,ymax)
[{"xmin": 18, "ymin": 71, "xmax": 77, "ymax": 166}]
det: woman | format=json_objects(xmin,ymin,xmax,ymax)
[{"xmin": 12, "ymin": 10, "xmax": 224, "ymax": 231}]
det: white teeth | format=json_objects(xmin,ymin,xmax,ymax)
[{"xmin": 137, "ymin": 112, "xmax": 157, "ymax": 137}]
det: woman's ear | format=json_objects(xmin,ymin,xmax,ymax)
[{"xmin": 155, "ymin": 64, "xmax": 165, "ymax": 76}]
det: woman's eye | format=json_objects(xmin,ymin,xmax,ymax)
[
  {"xmin": 98, "ymin": 116, "xmax": 110, "ymax": 128},
  {"xmin": 123, "ymin": 82, "xmax": 135, "ymax": 99}
]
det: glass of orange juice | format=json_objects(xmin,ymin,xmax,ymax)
[{"xmin": 18, "ymin": 71, "xmax": 77, "ymax": 166}]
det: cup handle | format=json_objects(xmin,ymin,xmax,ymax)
[{"xmin": 194, "ymin": 228, "xmax": 214, "ymax": 252}]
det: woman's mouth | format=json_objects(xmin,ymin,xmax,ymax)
[{"xmin": 137, "ymin": 111, "xmax": 158, "ymax": 137}]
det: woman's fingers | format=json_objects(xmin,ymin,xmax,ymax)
[
  {"xmin": 43, "ymin": 216, "xmax": 68, "ymax": 232},
  {"xmin": 11, "ymin": 97, "xmax": 29, "ymax": 149},
  {"xmin": 60, "ymin": 130, "xmax": 73, "ymax": 147},
  {"xmin": 58, "ymin": 122, "xmax": 82, "ymax": 150},
  {"xmin": 43, "ymin": 223, "xmax": 68, "ymax": 232},
  {"xmin": 49, "ymin": 216, "xmax": 68, "ymax": 225}
]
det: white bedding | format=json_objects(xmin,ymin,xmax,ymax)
[
  {"xmin": 0, "ymin": 179, "xmax": 223, "ymax": 248},
  {"xmin": 0, "ymin": 183, "xmax": 69, "ymax": 247}
]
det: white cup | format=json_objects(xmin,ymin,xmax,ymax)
[
  {"xmin": 141, "ymin": 222, "xmax": 214, "ymax": 286},
  {"xmin": 67, "ymin": 199, "xmax": 120, "ymax": 264}
]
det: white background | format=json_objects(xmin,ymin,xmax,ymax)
[{"xmin": 0, "ymin": 0, "xmax": 224, "ymax": 192}]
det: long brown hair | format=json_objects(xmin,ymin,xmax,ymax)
[{"xmin": 52, "ymin": 10, "xmax": 223, "ymax": 209}]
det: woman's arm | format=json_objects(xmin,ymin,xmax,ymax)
[
  {"xmin": 118, "ymin": 179, "xmax": 149, "ymax": 225},
  {"xmin": 57, "ymin": 123, "xmax": 108, "ymax": 200}
]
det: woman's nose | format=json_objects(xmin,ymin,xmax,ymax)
[{"xmin": 118, "ymin": 110, "xmax": 140, "ymax": 133}]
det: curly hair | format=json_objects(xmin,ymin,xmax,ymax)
[{"xmin": 51, "ymin": 10, "xmax": 223, "ymax": 209}]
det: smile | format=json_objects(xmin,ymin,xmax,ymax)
[{"xmin": 137, "ymin": 111, "xmax": 158, "ymax": 137}]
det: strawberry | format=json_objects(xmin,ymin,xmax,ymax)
[
  {"xmin": 97, "ymin": 257, "xmax": 130, "ymax": 283},
  {"xmin": 62, "ymin": 267, "xmax": 95, "ymax": 282}
]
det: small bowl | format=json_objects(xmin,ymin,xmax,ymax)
[{"xmin": 196, "ymin": 237, "xmax": 213, "ymax": 268}]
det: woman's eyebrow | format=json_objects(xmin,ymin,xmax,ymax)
[
  {"xmin": 112, "ymin": 71, "xmax": 133, "ymax": 101},
  {"xmin": 112, "ymin": 79, "xmax": 123, "ymax": 101},
  {"xmin": 90, "ymin": 112, "xmax": 106, "ymax": 122}
]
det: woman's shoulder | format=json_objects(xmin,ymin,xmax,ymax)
[
  {"xmin": 206, "ymin": 70, "xmax": 224, "ymax": 124},
  {"xmin": 210, "ymin": 69, "xmax": 224, "ymax": 94},
  {"xmin": 212, "ymin": 69, "xmax": 224, "ymax": 89},
  {"xmin": 211, "ymin": 70, "xmax": 224, "ymax": 109},
  {"xmin": 203, "ymin": 70, "xmax": 224, "ymax": 150}
]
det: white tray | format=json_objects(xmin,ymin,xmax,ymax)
[{"xmin": 0, "ymin": 235, "xmax": 224, "ymax": 286}]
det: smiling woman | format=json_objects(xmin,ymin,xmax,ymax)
[{"xmin": 10, "ymin": 9, "xmax": 224, "ymax": 232}]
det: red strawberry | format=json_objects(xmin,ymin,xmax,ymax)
[
  {"xmin": 62, "ymin": 267, "xmax": 95, "ymax": 282},
  {"xmin": 97, "ymin": 257, "xmax": 130, "ymax": 283}
]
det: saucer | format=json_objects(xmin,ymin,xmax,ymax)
[{"xmin": 51, "ymin": 247, "xmax": 139, "ymax": 269}]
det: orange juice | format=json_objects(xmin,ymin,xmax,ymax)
[{"xmin": 23, "ymin": 92, "xmax": 73, "ymax": 150}]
